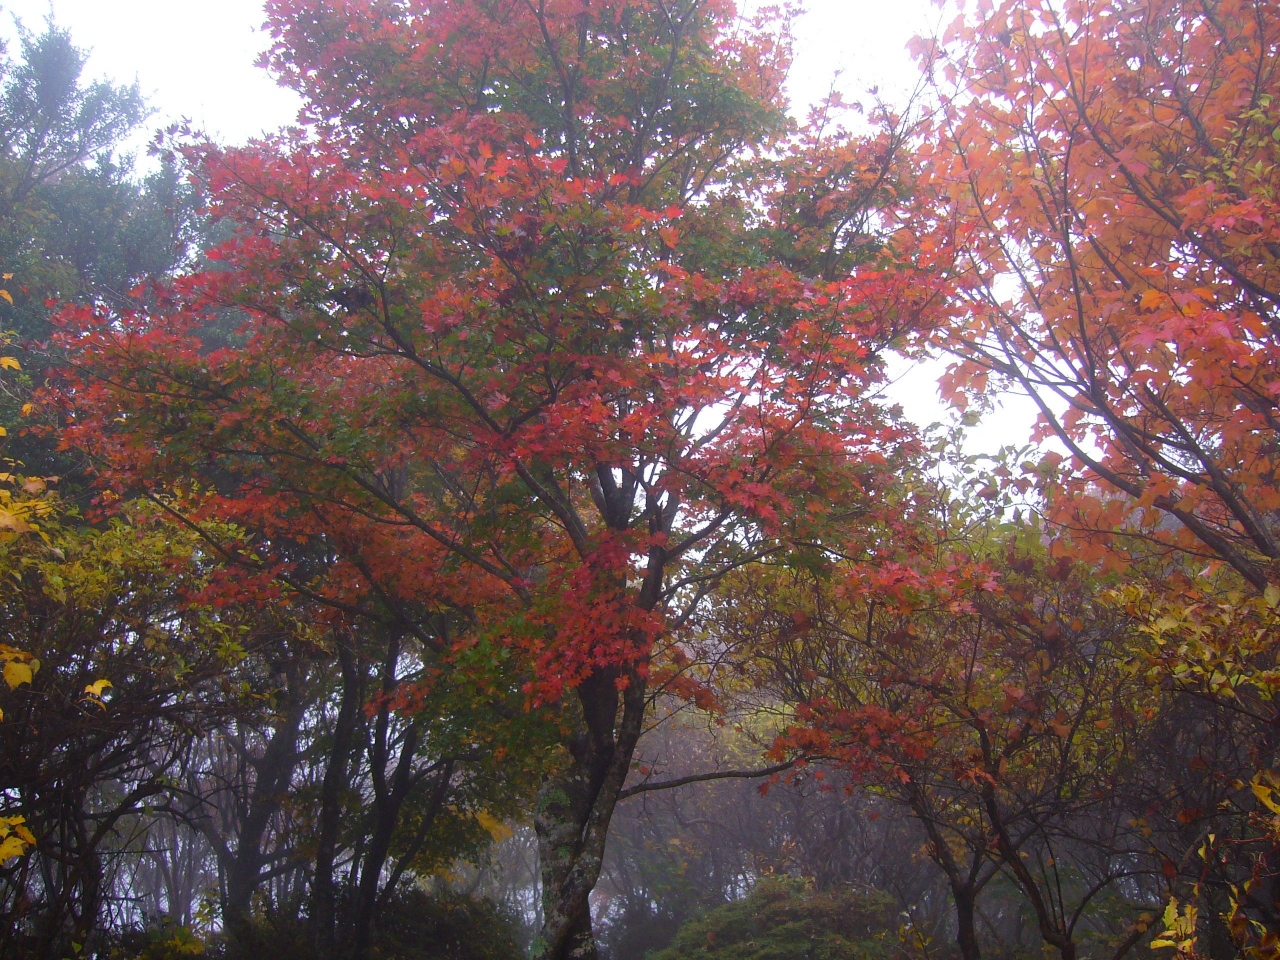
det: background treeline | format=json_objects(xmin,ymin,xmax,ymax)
[{"xmin": 1, "ymin": 2, "xmax": 1278, "ymax": 960}]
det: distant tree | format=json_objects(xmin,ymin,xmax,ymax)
[
  {"xmin": 595, "ymin": 720, "xmax": 941, "ymax": 960},
  {"xmin": 0, "ymin": 22, "xmax": 196, "ymax": 333}
]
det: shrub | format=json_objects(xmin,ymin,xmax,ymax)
[{"xmin": 647, "ymin": 877, "xmax": 896, "ymax": 960}]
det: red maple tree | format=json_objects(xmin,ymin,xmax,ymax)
[{"xmin": 51, "ymin": 1, "xmax": 945, "ymax": 954}]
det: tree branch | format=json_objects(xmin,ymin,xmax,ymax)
[{"xmin": 617, "ymin": 760, "xmax": 797, "ymax": 800}]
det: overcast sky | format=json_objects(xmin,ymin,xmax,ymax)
[
  {"xmin": 0, "ymin": 0, "xmax": 1034, "ymax": 450},
  {"xmin": 0, "ymin": 0, "xmax": 944, "ymax": 141}
]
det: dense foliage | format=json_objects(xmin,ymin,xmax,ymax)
[{"xmin": 0, "ymin": 0, "xmax": 1277, "ymax": 959}]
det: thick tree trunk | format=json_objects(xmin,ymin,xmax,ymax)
[
  {"xmin": 953, "ymin": 887, "xmax": 982, "ymax": 960},
  {"xmin": 533, "ymin": 668, "xmax": 646, "ymax": 960}
]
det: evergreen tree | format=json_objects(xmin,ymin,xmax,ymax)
[{"xmin": 0, "ymin": 20, "xmax": 198, "ymax": 472}]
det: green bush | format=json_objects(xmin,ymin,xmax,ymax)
[
  {"xmin": 205, "ymin": 889, "xmax": 522, "ymax": 960},
  {"xmin": 647, "ymin": 878, "xmax": 897, "ymax": 960},
  {"xmin": 372, "ymin": 888, "xmax": 523, "ymax": 960}
]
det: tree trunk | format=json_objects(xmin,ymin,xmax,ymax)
[
  {"xmin": 980, "ymin": 781, "xmax": 1076, "ymax": 960},
  {"xmin": 312, "ymin": 637, "xmax": 363, "ymax": 958},
  {"xmin": 223, "ymin": 669, "xmax": 307, "ymax": 929},
  {"xmin": 349, "ymin": 721, "xmax": 421, "ymax": 960},
  {"xmin": 533, "ymin": 668, "xmax": 646, "ymax": 960},
  {"xmin": 905, "ymin": 780, "xmax": 987, "ymax": 960},
  {"xmin": 348, "ymin": 633, "xmax": 432, "ymax": 960},
  {"xmin": 953, "ymin": 886, "xmax": 982, "ymax": 960}
]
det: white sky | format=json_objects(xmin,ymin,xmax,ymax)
[
  {"xmin": 0, "ymin": 0, "xmax": 1035, "ymax": 451},
  {"xmin": 0, "ymin": 0, "xmax": 944, "ymax": 141}
]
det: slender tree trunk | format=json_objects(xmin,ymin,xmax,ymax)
[
  {"xmin": 312, "ymin": 637, "xmax": 363, "ymax": 958},
  {"xmin": 379, "ymin": 761, "xmax": 454, "ymax": 906},
  {"xmin": 33, "ymin": 777, "xmax": 164, "ymax": 956},
  {"xmin": 349, "ymin": 721, "xmax": 420, "ymax": 960},
  {"xmin": 534, "ymin": 668, "xmax": 646, "ymax": 960},
  {"xmin": 348, "ymin": 633, "xmax": 429, "ymax": 960},
  {"xmin": 37, "ymin": 797, "xmax": 85, "ymax": 957},
  {"xmin": 905, "ymin": 780, "xmax": 986, "ymax": 960},
  {"xmin": 980, "ymin": 780, "xmax": 1076, "ymax": 960}
]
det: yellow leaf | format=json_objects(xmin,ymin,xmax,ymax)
[
  {"xmin": 1140, "ymin": 289, "xmax": 1164, "ymax": 310},
  {"xmin": 474, "ymin": 810, "xmax": 514, "ymax": 843},
  {"xmin": 0, "ymin": 818, "xmax": 33, "ymax": 861},
  {"xmin": 1253, "ymin": 776, "xmax": 1280, "ymax": 815},
  {"xmin": 3, "ymin": 660, "xmax": 32, "ymax": 689},
  {"xmin": 0, "ymin": 509, "xmax": 32, "ymax": 533},
  {"xmin": 0, "ymin": 356, "xmax": 18, "ymax": 370},
  {"xmin": 19, "ymin": 404, "xmax": 32, "ymax": 417},
  {"xmin": 0, "ymin": 290, "xmax": 12, "ymax": 305},
  {"xmin": 84, "ymin": 679, "xmax": 112, "ymax": 698}
]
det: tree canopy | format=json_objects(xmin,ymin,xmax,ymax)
[{"xmin": 1, "ymin": 1, "xmax": 1278, "ymax": 959}]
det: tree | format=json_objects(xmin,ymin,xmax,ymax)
[
  {"xmin": 723, "ymin": 464, "xmax": 1162, "ymax": 960},
  {"xmin": 51, "ymin": 1, "xmax": 941, "ymax": 956},
  {"xmin": 0, "ymin": 22, "xmax": 195, "ymax": 334},
  {"xmin": 911, "ymin": 0, "xmax": 1280, "ymax": 950},
  {"xmin": 0, "ymin": 21, "xmax": 199, "ymax": 485},
  {"xmin": 0, "ymin": 499, "xmax": 269, "ymax": 957}
]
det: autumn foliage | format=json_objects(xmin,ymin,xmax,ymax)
[
  {"xmin": 901, "ymin": 0, "xmax": 1280, "ymax": 952},
  {"xmin": 47, "ymin": 1, "xmax": 945, "ymax": 956},
  {"xmin": 915, "ymin": 0, "xmax": 1280, "ymax": 591},
  {"xmin": 7, "ymin": 0, "xmax": 1280, "ymax": 958}
]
